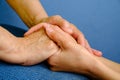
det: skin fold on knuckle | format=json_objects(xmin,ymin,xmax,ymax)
[
  {"xmin": 48, "ymin": 58, "xmax": 57, "ymax": 67},
  {"xmin": 50, "ymin": 67, "xmax": 58, "ymax": 71},
  {"xmin": 48, "ymin": 30, "xmax": 56, "ymax": 40},
  {"xmin": 48, "ymin": 15, "xmax": 62, "ymax": 23},
  {"xmin": 54, "ymin": 15, "xmax": 62, "ymax": 19}
]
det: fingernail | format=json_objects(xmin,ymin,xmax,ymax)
[
  {"xmin": 45, "ymin": 24, "xmax": 54, "ymax": 33},
  {"xmin": 67, "ymin": 28, "xmax": 73, "ymax": 34},
  {"xmin": 64, "ymin": 24, "xmax": 73, "ymax": 33},
  {"xmin": 99, "ymin": 51, "xmax": 102, "ymax": 55}
]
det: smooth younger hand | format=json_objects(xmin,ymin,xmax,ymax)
[{"xmin": 42, "ymin": 24, "xmax": 98, "ymax": 74}]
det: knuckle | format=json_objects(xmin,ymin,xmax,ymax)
[
  {"xmin": 50, "ymin": 15, "xmax": 62, "ymax": 21},
  {"xmin": 62, "ymin": 19, "xmax": 68, "ymax": 25},
  {"xmin": 66, "ymin": 41, "xmax": 73, "ymax": 46},
  {"xmin": 54, "ymin": 15, "xmax": 62, "ymax": 19},
  {"xmin": 50, "ymin": 67, "xmax": 57, "ymax": 71},
  {"xmin": 70, "ymin": 23, "xmax": 75, "ymax": 27},
  {"xmin": 47, "ymin": 57, "xmax": 57, "ymax": 66},
  {"xmin": 48, "ymin": 59, "xmax": 54, "ymax": 66}
]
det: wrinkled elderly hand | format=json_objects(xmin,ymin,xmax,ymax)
[
  {"xmin": 0, "ymin": 26, "xmax": 58, "ymax": 66},
  {"xmin": 25, "ymin": 15, "xmax": 102, "ymax": 56}
]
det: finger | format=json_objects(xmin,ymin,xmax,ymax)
[
  {"xmin": 24, "ymin": 15, "xmax": 72, "ymax": 36},
  {"xmin": 44, "ymin": 24, "xmax": 76, "ymax": 49},
  {"xmin": 24, "ymin": 23, "xmax": 48, "ymax": 36},
  {"xmin": 67, "ymin": 24, "xmax": 87, "ymax": 47},
  {"xmin": 84, "ymin": 38, "xmax": 103, "ymax": 56},
  {"xmin": 76, "ymin": 33, "xmax": 86, "ymax": 47},
  {"xmin": 84, "ymin": 37, "xmax": 102, "ymax": 56},
  {"xmin": 78, "ymin": 33, "xmax": 102, "ymax": 57},
  {"xmin": 84, "ymin": 39, "xmax": 93, "ymax": 54},
  {"xmin": 92, "ymin": 49, "xmax": 102, "ymax": 57},
  {"xmin": 46, "ymin": 15, "xmax": 73, "ymax": 34}
]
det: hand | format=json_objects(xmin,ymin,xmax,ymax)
[
  {"xmin": 40, "ymin": 23, "xmax": 120, "ymax": 80},
  {"xmin": 24, "ymin": 15, "xmax": 102, "ymax": 56},
  {"xmin": 0, "ymin": 26, "xmax": 59, "ymax": 66},
  {"xmin": 0, "ymin": 26, "xmax": 25, "ymax": 64},
  {"xmin": 42, "ymin": 24, "xmax": 99, "ymax": 74}
]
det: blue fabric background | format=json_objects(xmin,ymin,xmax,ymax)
[{"xmin": 0, "ymin": 0, "xmax": 120, "ymax": 80}]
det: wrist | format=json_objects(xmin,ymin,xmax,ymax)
[
  {"xmin": 7, "ymin": 0, "xmax": 48, "ymax": 28},
  {"xmin": 88, "ymin": 57, "xmax": 120, "ymax": 79},
  {"xmin": 33, "ymin": 15, "xmax": 48, "ymax": 26},
  {"xmin": 88, "ymin": 59, "xmax": 105, "ymax": 78},
  {"xmin": 73, "ymin": 55, "xmax": 106, "ymax": 78}
]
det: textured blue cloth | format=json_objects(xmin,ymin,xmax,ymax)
[{"xmin": 0, "ymin": 0, "xmax": 120, "ymax": 80}]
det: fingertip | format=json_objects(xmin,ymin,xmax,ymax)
[
  {"xmin": 62, "ymin": 20, "xmax": 73, "ymax": 34},
  {"xmin": 24, "ymin": 27, "xmax": 37, "ymax": 36},
  {"xmin": 92, "ymin": 49, "xmax": 103, "ymax": 57},
  {"xmin": 96, "ymin": 50, "xmax": 103, "ymax": 56},
  {"xmin": 24, "ymin": 29, "xmax": 34, "ymax": 36},
  {"xmin": 24, "ymin": 31, "xmax": 29, "ymax": 36},
  {"xmin": 24, "ymin": 33, "xmax": 27, "ymax": 37},
  {"xmin": 97, "ymin": 51, "xmax": 103, "ymax": 57},
  {"xmin": 78, "ymin": 38, "xmax": 86, "ymax": 47},
  {"xmin": 44, "ymin": 24, "xmax": 54, "ymax": 34},
  {"xmin": 64, "ymin": 26, "xmax": 73, "ymax": 34},
  {"xmin": 24, "ymin": 23, "xmax": 50, "ymax": 36},
  {"xmin": 0, "ymin": 26, "xmax": 3, "ymax": 29}
]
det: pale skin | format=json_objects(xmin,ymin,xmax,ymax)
[
  {"xmin": 0, "ymin": 0, "xmax": 101, "ymax": 65},
  {"xmin": 24, "ymin": 15, "xmax": 102, "ymax": 56},
  {"xmin": 6, "ymin": 0, "xmax": 48, "ymax": 28},
  {"xmin": 6, "ymin": 0, "xmax": 102, "ymax": 56},
  {"xmin": 0, "ymin": 26, "xmax": 58, "ymax": 65},
  {"xmin": 26, "ymin": 16, "xmax": 120, "ymax": 79},
  {"xmin": 1, "ymin": 0, "xmax": 58, "ymax": 65},
  {"xmin": 0, "ymin": 0, "xmax": 120, "ymax": 79},
  {"xmin": 38, "ymin": 23, "xmax": 120, "ymax": 80},
  {"xmin": 0, "ymin": 0, "xmax": 119, "ymax": 79}
]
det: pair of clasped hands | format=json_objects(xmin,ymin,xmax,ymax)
[{"xmin": 0, "ymin": 15, "xmax": 102, "ymax": 74}]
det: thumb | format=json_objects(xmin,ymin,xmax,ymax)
[
  {"xmin": 92, "ymin": 49, "xmax": 102, "ymax": 57},
  {"xmin": 24, "ymin": 23, "xmax": 48, "ymax": 36},
  {"xmin": 44, "ymin": 24, "xmax": 76, "ymax": 49}
]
